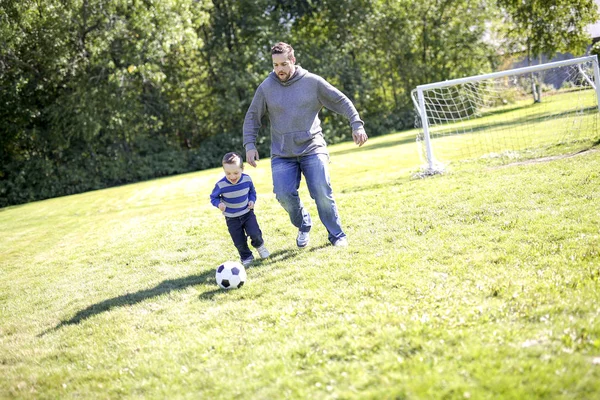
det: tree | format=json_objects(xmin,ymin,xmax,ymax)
[
  {"xmin": 496, "ymin": 0, "xmax": 599, "ymax": 101},
  {"xmin": 4, "ymin": 0, "xmax": 590, "ymax": 206},
  {"xmin": 290, "ymin": 0, "xmax": 499, "ymax": 134},
  {"xmin": 192, "ymin": 0, "xmax": 320, "ymax": 145},
  {"xmin": 0, "ymin": 0, "xmax": 210, "ymax": 205}
]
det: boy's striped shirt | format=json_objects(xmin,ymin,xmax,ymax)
[{"xmin": 210, "ymin": 173, "xmax": 257, "ymax": 217}]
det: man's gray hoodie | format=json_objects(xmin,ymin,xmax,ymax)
[{"xmin": 243, "ymin": 66, "xmax": 364, "ymax": 158}]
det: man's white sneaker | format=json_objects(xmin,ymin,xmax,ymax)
[
  {"xmin": 296, "ymin": 231, "xmax": 310, "ymax": 248},
  {"xmin": 334, "ymin": 237, "xmax": 349, "ymax": 247},
  {"xmin": 257, "ymin": 245, "xmax": 270, "ymax": 259}
]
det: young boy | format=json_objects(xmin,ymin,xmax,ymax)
[{"xmin": 210, "ymin": 152, "xmax": 270, "ymax": 266}]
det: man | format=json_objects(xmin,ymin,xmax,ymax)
[{"xmin": 243, "ymin": 42, "xmax": 368, "ymax": 248}]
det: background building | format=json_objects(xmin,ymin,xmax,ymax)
[{"xmin": 587, "ymin": 0, "xmax": 600, "ymax": 43}]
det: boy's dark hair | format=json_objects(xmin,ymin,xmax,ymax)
[
  {"xmin": 222, "ymin": 152, "xmax": 243, "ymax": 169},
  {"xmin": 271, "ymin": 42, "xmax": 294, "ymax": 60}
]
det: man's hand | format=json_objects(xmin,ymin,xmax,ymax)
[
  {"xmin": 352, "ymin": 128, "xmax": 368, "ymax": 147},
  {"xmin": 218, "ymin": 202, "xmax": 226, "ymax": 212},
  {"xmin": 246, "ymin": 149, "xmax": 259, "ymax": 167},
  {"xmin": 247, "ymin": 201, "xmax": 255, "ymax": 209}
]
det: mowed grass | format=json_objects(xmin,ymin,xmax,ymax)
[
  {"xmin": 1, "ymin": 125, "xmax": 600, "ymax": 399},
  {"xmin": 428, "ymin": 88, "xmax": 599, "ymax": 164}
]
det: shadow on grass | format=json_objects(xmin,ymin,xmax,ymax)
[
  {"xmin": 329, "ymin": 133, "xmax": 417, "ymax": 157},
  {"xmin": 39, "ymin": 247, "xmax": 310, "ymax": 335},
  {"xmin": 252, "ymin": 247, "xmax": 300, "ymax": 265},
  {"xmin": 39, "ymin": 269, "xmax": 216, "ymax": 336},
  {"xmin": 198, "ymin": 247, "xmax": 301, "ymax": 300},
  {"xmin": 340, "ymin": 176, "xmax": 413, "ymax": 194},
  {"xmin": 309, "ymin": 242, "xmax": 336, "ymax": 252},
  {"xmin": 432, "ymin": 105, "xmax": 598, "ymax": 138},
  {"xmin": 198, "ymin": 244, "xmax": 332, "ymax": 300}
]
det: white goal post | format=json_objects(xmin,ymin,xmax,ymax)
[{"xmin": 412, "ymin": 55, "xmax": 600, "ymax": 173}]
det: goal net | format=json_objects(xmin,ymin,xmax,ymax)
[{"xmin": 412, "ymin": 55, "xmax": 600, "ymax": 173}]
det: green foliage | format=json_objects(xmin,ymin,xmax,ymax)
[
  {"xmin": 0, "ymin": 132, "xmax": 249, "ymax": 208},
  {"xmin": 1, "ymin": 0, "xmax": 596, "ymax": 207},
  {"xmin": 592, "ymin": 41, "xmax": 600, "ymax": 58},
  {"xmin": 496, "ymin": 0, "xmax": 598, "ymax": 61},
  {"xmin": 0, "ymin": 0, "xmax": 210, "ymax": 206}
]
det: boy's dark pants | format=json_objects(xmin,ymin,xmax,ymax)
[{"xmin": 225, "ymin": 210, "xmax": 264, "ymax": 260}]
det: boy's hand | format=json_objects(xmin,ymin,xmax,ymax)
[
  {"xmin": 218, "ymin": 203, "xmax": 226, "ymax": 212},
  {"xmin": 247, "ymin": 201, "xmax": 255, "ymax": 209}
]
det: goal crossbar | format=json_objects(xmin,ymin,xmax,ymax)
[{"xmin": 416, "ymin": 55, "xmax": 598, "ymax": 91}]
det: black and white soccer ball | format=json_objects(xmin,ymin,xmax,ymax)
[{"xmin": 215, "ymin": 261, "xmax": 247, "ymax": 289}]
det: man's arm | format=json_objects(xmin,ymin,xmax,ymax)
[
  {"xmin": 317, "ymin": 77, "xmax": 368, "ymax": 146},
  {"xmin": 243, "ymin": 86, "xmax": 267, "ymax": 167}
]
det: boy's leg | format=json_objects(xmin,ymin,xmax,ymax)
[
  {"xmin": 242, "ymin": 210, "xmax": 264, "ymax": 249},
  {"xmin": 225, "ymin": 216, "xmax": 253, "ymax": 261},
  {"xmin": 301, "ymin": 153, "xmax": 345, "ymax": 244},
  {"xmin": 271, "ymin": 156, "xmax": 312, "ymax": 233}
]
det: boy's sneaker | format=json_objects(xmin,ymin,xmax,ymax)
[
  {"xmin": 241, "ymin": 256, "xmax": 254, "ymax": 267},
  {"xmin": 333, "ymin": 237, "xmax": 349, "ymax": 247},
  {"xmin": 257, "ymin": 245, "xmax": 270, "ymax": 259},
  {"xmin": 296, "ymin": 231, "xmax": 310, "ymax": 248}
]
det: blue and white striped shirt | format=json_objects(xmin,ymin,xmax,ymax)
[{"xmin": 210, "ymin": 173, "xmax": 257, "ymax": 218}]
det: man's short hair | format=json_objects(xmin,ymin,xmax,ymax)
[{"xmin": 271, "ymin": 42, "xmax": 295, "ymax": 60}]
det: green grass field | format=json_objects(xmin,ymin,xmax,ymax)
[
  {"xmin": 425, "ymin": 87, "xmax": 599, "ymax": 165},
  {"xmin": 2, "ymin": 117, "xmax": 600, "ymax": 398}
]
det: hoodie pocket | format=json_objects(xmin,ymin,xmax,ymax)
[
  {"xmin": 274, "ymin": 130, "xmax": 314, "ymax": 156},
  {"xmin": 292, "ymin": 130, "xmax": 313, "ymax": 146}
]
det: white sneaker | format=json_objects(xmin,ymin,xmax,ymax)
[
  {"xmin": 241, "ymin": 256, "xmax": 254, "ymax": 267},
  {"xmin": 257, "ymin": 245, "xmax": 270, "ymax": 259},
  {"xmin": 334, "ymin": 237, "xmax": 349, "ymax": 247},
  {"xmin": 296, "ymin": 231, "xmax": 310, "ymax": 248}
]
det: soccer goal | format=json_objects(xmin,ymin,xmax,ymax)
[{"xmin": 412, "ymin": 55, "xmax": 600, "ymax": 174}]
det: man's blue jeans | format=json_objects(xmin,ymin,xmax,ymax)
[{"xmin": 271, "ymin": 153, "xmax": 345, "ymax": 244}]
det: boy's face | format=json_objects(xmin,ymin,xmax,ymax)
[{"xmin": 223, "ymin": 163, "xmax": 243, "ymax": 184}]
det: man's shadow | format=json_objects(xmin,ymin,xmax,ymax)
[{"xmin": 39, "ymin": 248, "xmax": 303, "ymax": 336}]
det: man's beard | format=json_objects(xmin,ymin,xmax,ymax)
[{"xmin": 277, "ymin": 71, "xmax": 291, "ymax": 82}]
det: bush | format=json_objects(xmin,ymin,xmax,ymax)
[
  {"xmin": 1, "ymin": 109, "xmax": 402, "ymax": 208},
  {"xmin": 0, "ymin": 131, "xmax": 257, "ymax": 208}
]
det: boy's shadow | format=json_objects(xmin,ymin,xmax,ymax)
[
  {"xmin": 40, "ymin": 245, "xmax": 330, "ymax": 335},
  {"xmin": 39, "ymin": 269, "xmax": 216, "ymax": 337}
]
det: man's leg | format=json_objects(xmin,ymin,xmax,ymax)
[
  {"xmin": 301, "ymin": 153, "xmax": 345, "ymax": 244},
  {"xmin": 271, "ymin": 156, "xmax": 312, "ymax": 233}
]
